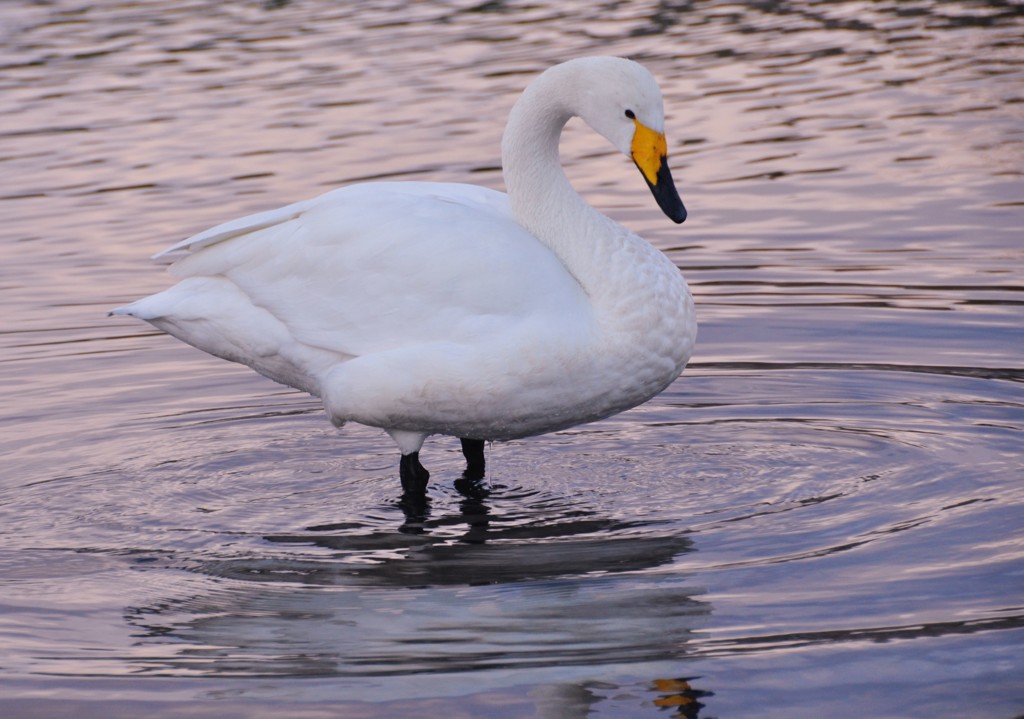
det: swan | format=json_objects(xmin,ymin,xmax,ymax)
[{"xmin": 112, "ymin": 56, "xmax": 696, "ymax": 497}]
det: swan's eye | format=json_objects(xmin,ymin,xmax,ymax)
[{"xmin": 624, "ymin": 109, "xmax": 636, "ymax": 120}]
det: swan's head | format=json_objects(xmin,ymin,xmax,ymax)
[{"xmin": 569, "ymin": 57, "xmax": 687, "ymax": 224}]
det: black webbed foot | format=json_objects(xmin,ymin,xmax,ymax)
[{"xmin": 459, "ymin": 437, "xmax": 486, "ymax": 481}]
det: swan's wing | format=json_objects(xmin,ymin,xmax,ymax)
[
  {"xmin": 153, "ymin": 198, "xmax": 314, "ymax": 261},
  {"xmin": 155, "ymin": 182, "xmax": 512, "ymax": 261},
  {"xmin": 155, "ymin": 182, "xmax": 589, "ymax": 361}
]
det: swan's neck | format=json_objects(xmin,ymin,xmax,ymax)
[
  {"xmin": 500, "ymin": 69, "xmax": 620, "ymax": 300},
  {"xmin": 498, "ymin": 62, "xmax": 695, "ymax": 406}
]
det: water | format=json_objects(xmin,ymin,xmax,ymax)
[{"xmin": 1, "ymin": 1, "xmax": 1022, "ymax": 716}]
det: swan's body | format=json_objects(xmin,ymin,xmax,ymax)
[{"xmin": 113, "ymin": 57, "xmax": 696, "ymax": 495}]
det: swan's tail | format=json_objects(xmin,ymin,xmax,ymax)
[
  {"xmin": 109, "ymin": 297, "xmax": 158, "ymax": 320},
  {"xmin": 108, "ymin": 278, "xmax": 332, "ymax": 399}
]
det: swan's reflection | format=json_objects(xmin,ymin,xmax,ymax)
[
  {"xmin": 123, "ymin": 480, "xmax": 708, "ymax": 710},
  {"xmin": 261, "ymin": 478, "xmax": 694, "ymax": 586},
  {"xmin": 531, "ymin": 676, "xmax": 713, "ymax": 719},
  {"xmin": 649, "ymin": 677, "xmax": 714, "ymax": 718},
  {"xmin": 396, "ymin": 472, "xmax": 492, "ymax": 536}
]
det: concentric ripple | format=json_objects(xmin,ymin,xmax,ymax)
[{"xmin": 5, "ymin": 362, "xmax": 1009, "ymax": 696}]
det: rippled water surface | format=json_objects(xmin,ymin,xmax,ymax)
[{"xmin": 2, "ymin": 1, "xmax": 1023, "ymax": 717}]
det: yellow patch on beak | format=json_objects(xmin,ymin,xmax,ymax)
[
  {"xmin": 630, "ymin": 118, "xmax": 687, "ymax": 223},
  {"xmin": 630, "ymin": 119, "xmax": 668, "ymax": 186}
]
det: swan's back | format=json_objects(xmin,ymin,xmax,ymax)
[{"xmin": 118, "ymin": 181, "xmax": 591, "ymax": 396}]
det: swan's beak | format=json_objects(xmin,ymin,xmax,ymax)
[{"xmin": 631, "ymin": 121, "xmax": 687, "ymax": 224}]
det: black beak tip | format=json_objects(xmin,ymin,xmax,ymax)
[
  {"xmin": 650, "ymin": 179, "xmax": 687, "ymax": 225},
  {"xmin": 645, "ymin": 158, "xmax": 687, "ymax": 224},
  {"xmin": 669, "ymin": 202, "xmax": 687, "ymax": 224}
]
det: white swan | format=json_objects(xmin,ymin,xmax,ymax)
[{"xmin": 112, "ymin": 56, "xmax": 696, "ymax": 496}]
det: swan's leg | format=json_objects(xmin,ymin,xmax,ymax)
[
  {"xmin": 399, "ymin": 452, "xmax": 430, "ymax": 495},
  {"xmin": 460, "ymin": 438, "xmax": 486, "ymax": 480},
  {"xmin": 387, "ymin": 429, "xmax": 430, "ymax": 496}
]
